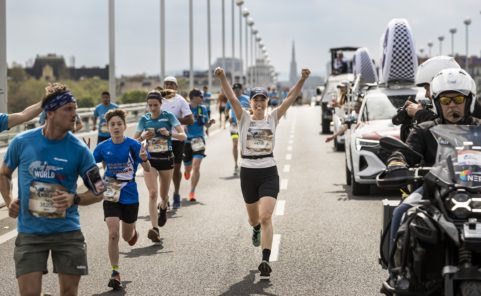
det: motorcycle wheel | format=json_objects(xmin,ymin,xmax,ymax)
[{"xmin": 458, "ymin": 281, "xmax": 481, "ymax": 296}]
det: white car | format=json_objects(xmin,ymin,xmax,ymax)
[{"xmin": 344, "ymin": 85, "xmax": 425, "ymax": 195}]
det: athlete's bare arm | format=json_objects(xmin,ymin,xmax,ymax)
[{"xmin": 276, "ymin": 69, "xmax": 311, "ymax": 118}]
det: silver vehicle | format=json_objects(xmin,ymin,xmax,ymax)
[{"xmin": 344, "ymin": 85, "xmax": 424, "ymax": 195}]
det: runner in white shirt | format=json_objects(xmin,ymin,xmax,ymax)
[
  {"xmin": 215, "ymin": 67, "xmax": 311, "ymax": 280},
  {"xmin": 162, "ymin": 77, "xmax": 194, "ymax": 209}
]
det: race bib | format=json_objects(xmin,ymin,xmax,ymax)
[
  {"xmin": 100, "ymin": 122, "xmax": 109, "ymax": 133},
  {"xmin": 103, "ymin": 177, "xmax": 123, "ymax": 203},
  {"xmin": 148, "ymin": 137, "xmax": 169, "ymax": 153},
  {"xmin": 246, "ymin": 128, "xmax": 273, "ymax": 153},
  {"xmin": 29, "ymin": 182, "xmax": 67, "ymax": 219},
  {"xmin": 191, "ymin": 137, "xmax": 205, "ymax": 152}
]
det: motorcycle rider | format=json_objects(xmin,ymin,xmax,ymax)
[{"xmin": 383, "ymin": 68, "xmax": 480, "ymax": 292}]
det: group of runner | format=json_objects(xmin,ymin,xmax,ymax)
[{"xmin": 0, "ymin": 68, "xmax": 311, "ymax": 295}]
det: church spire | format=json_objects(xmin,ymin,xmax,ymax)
[{"xmin": 289, "ymin": 41, "xmax": 298, "ymax": 85}]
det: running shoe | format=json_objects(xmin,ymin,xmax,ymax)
[
  {"xmin": 189, "ymin": 192, "xmax": 196, "ymax": 202},
  {"xmin": 258, "ymin": 261, "xmax": 272, "ymax": 280},
  {"xmin": 252, "ymin": 228, "xmax": 261, "ymax": 247},
  {"xmin": 184, "ymin": 171, "xmax": 191, "ymax": 180},
  {"xmin": 158, "ymin": 206, "xmax": 167, "ymax": 227},
  {"xmin": 173, "ymin": 193, "xmax": 181, "ymax": 209},
  {"xmin": 108, "ymin": 271, "xmax": 122, "ymax": 290},
  {"xmin": 127, "ymin": 229, "xmax": 138, "ymax": 246},
  {"xmin": 147, "ymin": 228, "xmax": 161, "ymax": 243}
]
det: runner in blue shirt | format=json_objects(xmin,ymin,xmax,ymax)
[
  {"xmin": 0, "ymin": 83, "xmax": 104, "ymax": 296},
  {"xmin": 225, "ymin": 83, "xmax": 250, "ymax": 175},
  {"xmin": 93, "ymin": 91, "xmax": 118, "ymax": 145},
  {"xmin": 133, "ymin": 90, "xmax": 186, "ymax": 243},
  {"xmin": 0, "ymin": 100, "xmax": 43, "ymax": 132},
  {"xmin": 183, "ymin": 89, "xmax": 215, "ymax": 202},
  {"xmin": 93, "ymin": 109, "xmax": 150, "ymax": 291}
]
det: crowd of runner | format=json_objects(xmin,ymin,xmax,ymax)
[{"xmin": 0, "ymin": 68, "xmax": 310, "ymax": 295}]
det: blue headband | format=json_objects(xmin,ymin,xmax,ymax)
[{"xmin": 43, "ymin": 92, "xmax": 76, "ymax": 112}]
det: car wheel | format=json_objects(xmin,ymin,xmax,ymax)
[
  {"xmin": 351, "ymin": 170, "xmax": 370, "ymax": 196},
  {"xmin": 345, "ymin": 160, "xmax": 351, "ymax": 186},
  {"xmin": 334, "ymin": 138, "xmax": 345, "ymax": 152}
]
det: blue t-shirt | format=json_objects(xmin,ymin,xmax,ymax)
[
  {"xmin": 226, "ymin": 95, "xmax": 250, "ymax": 124},
  {"xmin": 4, "ymin": 128, "xmax": 96, "ymax": 235},
  {"xmin": 93, "ymin": 137, "xmax": 143, "ymax": 204},
  {"xmin": 0, "ymin": 113, "xmax": 8, "ymax": 132},
  {"xmin": 136, "ymin": 111, "xmax": 180, "ymax": 153},
  {"xmin": 203, "ymin": 91, "xmax": 212, "ymax": 110},
  {"xmin": 94, "ymin": 103, "xmax": 118, "ymax": 137},
  {"xmin": 38, "ymin": 111, "xmax": 46, "ymax": 125},
  {"xmin": 186, "ymin": 105, "xmax": 209, "ymax": 141}
]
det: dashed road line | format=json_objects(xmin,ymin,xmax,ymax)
[
  {"xmin": 283, "ymin": 164, "xmax": 290, "ymax": 173},
  {"xmin": 287, "ymin": 146, "xmax": 292, "ymax": 151},
  {"xmin": 280, "ymin": 179, "xmax": 288, "ymax": 190},
  {"xmin": 0, "ymin": 229, "xmax": 17, "ymax": 245},
  {"xmin": 275, "ymin": 200, "xmax": 285, "ymax": 216},
  {"xmin": 270, "ymin": 234, "xmax": 282, "ymax": 262},
  {"xmin": 285, "ymin": 154, "xmax": 292, "ymax": 160}
]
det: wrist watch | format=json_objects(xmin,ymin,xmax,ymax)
[{"xmin": 73, "ymin": 193, "xmax": 81, "ymax": 205}]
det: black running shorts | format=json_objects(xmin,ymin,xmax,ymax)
[
  {"xmin": 240, "ymin": 166, "xmax": 279, "ymax": 204},
  {"xmin": 183, "ymin": 142, "xmax": 206, "ymax": 164},
  {"xmin": 149, "ymin": 152, "xmax": 174, "ymax": 171},
  {"xmin": 171, "ymin": 141, "xmax": 185, "ymax": 164},
  {"xmin": 103, "ymin": 201, "xmax": 139, "ymax": 224}
]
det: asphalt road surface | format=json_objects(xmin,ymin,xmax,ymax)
[{"xmin": 0, "ymin": 105, "xmax": 390, "ymax": 296}]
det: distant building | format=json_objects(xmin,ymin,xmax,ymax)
[
  {"xmin": 24, "ymin": 54, "xmax": 109, "ymax": 81},
  {"xmin": 211, "ymin": 57, "xmax": 243, "ymax": 82}
]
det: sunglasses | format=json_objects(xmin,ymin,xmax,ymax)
[{"xmin": 439, "ymin": 95, "xmax": 466, "ymax": 105}]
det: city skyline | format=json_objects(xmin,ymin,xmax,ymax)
[{"xmin": 5, "ymin": 0, "xmax": 481, "ymax": 80}]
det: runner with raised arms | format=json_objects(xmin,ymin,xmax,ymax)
[
  {"xmin": 134, "ymin": 90, "xmax": 186, "ymax": 243},
  {"xmin": 215, "ymin": 67, "xmax": 311, "ymax": 280}
]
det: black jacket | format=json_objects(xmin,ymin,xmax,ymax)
[{"xmin": 391, "ymin": 116, "xmax": 481, "ymax": 167}]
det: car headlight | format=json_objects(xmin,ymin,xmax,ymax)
[
  {"xmin": 355, "ymin": 138, "xmax": 379, "ymax": 151},
  {"xmin": 447, "ymin": 191, "xmax": 481, "ymax": 219}
]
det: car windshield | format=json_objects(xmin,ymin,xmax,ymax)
[
  {"xmin": 429, "ymin": 125, "xmax": 481, "ymax": 190},
  {"xmin": 362, "ymin": 94, "xmax": 409, "ymax": 121}
]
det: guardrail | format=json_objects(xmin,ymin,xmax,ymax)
[{"xmin": 0, "ymin": 96, "xmax": 219, "ymax": 147}]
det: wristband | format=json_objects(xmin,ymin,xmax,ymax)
[{"xmin": 73, "ymin": 193, "xmax": 81, "ymax": 205}]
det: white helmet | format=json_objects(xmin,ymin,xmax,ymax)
[
  {"xmin": 415, "ymin": 56, "xmax": 460, "ymax": 87},
  {"xmin": 431, "ymin": 68, "xmax": 477, "ymax": 114}
]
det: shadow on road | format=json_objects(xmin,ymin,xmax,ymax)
[
  {"xmin": 219, "ymin": 175, "xmax": 240, "ymax": 180},
  {"xmin": 120, "ymin": 243, "xmax": 172, "ymax": 258},
  {"xmin": 218, "ymin": 270, "xmax": 276, "ymax": 296},
  {"xmin": 180, "ymin": 199, "xmax": 206, "ymax": 208},
  {"xmin": 137, "ymin": 210, "xmax": 180, "ymax": 222},
  {"xmin": 91, "ymin": 280, "xmax": 132, "ymax": 296},
  {"xmin": 327, "ymin": 183, "xmax": 399, "ymax": 201}
]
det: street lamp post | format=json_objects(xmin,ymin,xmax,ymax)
[
  {"xmin": 160, "ymin": 0, "xmax": 165, "ymax": 82},
  {"xmin": 251, "ymin": 28, "xmax": 258, "ymax": 86},
  {"xmin": 438, "ymin": 36, "xmax": 444, "ymax": 55},
  {"xmin": 108, "ymin": 0, "xmax": 116, "ymax": 102},
  {"xmin": 464, "ymin": 18, "xmax": 471, "ymax": 73},
  {"xmin": 419, "ymin": 48, "xmax": 425, "ymax": 58},
  {"xmin": 231, "ymin": 0, "xmax": 235, "ymax": 82},
  {"xmin": 207, "ymin": 0, "xmax": 212, "ymax": 90},
  {"xmin": 0, "ymin": 0, "xmax": 7, "ymax": 113},
  {"xmin": 255, "ymin": 36, "xmax": 261, "ymax": 85},
  {"xmin": 427, "ymin": 41, "xmax": 433, "ymax": 57},
  {"xmin": 189, "ymin": 0, "xmax": 194, "ymax": 90},
  {"xmin": 236, "ymin": 0, "xmax": 244, "ymax": 84},
  {"xmin": 449, "ymin": 28, "xmax": 457, "ymax": 57},
  {"xmin": 222, "ymin": 0, "xmax": 225, "ymax": 69},
  {"xmin": 243, "ymin": 10, "xmax": 251, "ymax": 86}
]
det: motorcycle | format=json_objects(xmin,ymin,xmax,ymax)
[{"xmin": 377, "ymin": 125, "xmax": 481, "ymax": 296}]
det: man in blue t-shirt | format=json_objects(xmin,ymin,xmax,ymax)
[
  {"xmin": 225, "ymin": 83, "xmax": 250, "ymax": 175},
  {"xmin": 202, "ymin": 85, "xmax": 212, "ymax": 119},
  {"xmin": 93, "ymin": 91, "xmax": 118, "ymax": 145},
  {"xmin": 0, "ymin": 84, "xmax": 104, "ymax": 296},
  {"xmin": 0, "ymin": 101, "xmax": 43, "ymax": 133}
]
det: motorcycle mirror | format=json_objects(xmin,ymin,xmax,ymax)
[{"xmin": 379, "ymin": 136, "xmax": 424, "ymax": 164}]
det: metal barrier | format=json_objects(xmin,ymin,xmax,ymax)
[{"xmin": 0, "ymin": 97, "xmax": 219, "ymax": 147}]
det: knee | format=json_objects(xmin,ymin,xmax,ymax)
[
  {"xmin": 19, "ymin": 286, "xmax": 41, "ymax": 296},
  {"xmin": 148, "ymin": 191, "xmax": 158, "ymax": 199},
  {"xmin": 60, "ymin": 284, "xmax": 79, "ymax": 296},
  {"xmin": 109, "ymin": 230, "xmax": 120, "ymax": 242},
  {"xmin": 259, "ymin": 213, "xmax": 272, "ymax": 226}
]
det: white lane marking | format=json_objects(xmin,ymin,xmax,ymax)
[
  {"xmin": 288, "ymin": 139, "xmax": 293, "ymax": 145},
  {"xmin": 285, "ymin": 154, "xmax": 292, "ymax": 160},
  {"xmin": 275, "ymin": 200, "xmax": 285, "ymax": 216},
  {"xmin": 280, "ymin": 179, "xmax": 288, "ymax": 190},
  {"xmin": 283, "ymin": 164, "xmax": 290, "ymax": 173},
  {"xmin": 208, "ymin": 128, "xmax": 222, "ymax": 137},
  {"xmin": 289, "ymin": 134, "xmax": 294, "ymax": 139},
  {"xmin": 270, "ymin": 234, "xmax": 281, "ymax": 262},
  {"xmin": 287, "ymin": 146, "xmax": 292, "ymax": 151},
  {"xmin": 0, "ymin": 229, "xmax": 17, "ymax": 245}
]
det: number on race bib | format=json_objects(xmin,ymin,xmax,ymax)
[
  {"xmin": 103, "ymin": 177, "xmax": 123, "ymax": 203},
  {"xmin": 148, "ymin": 137, "xmax": 169, "ymax": 153},
  {"xmin": 191, "ymin": 137, "xmax": 205, "ymax": 152},
  {"xmin": 29, "ymin": 182, "xmax": 67, "ymax": 219}
]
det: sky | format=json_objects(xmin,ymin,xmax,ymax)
[{"xmin": 5, "ymin": 0, "xmax": 481, "ymax": 80}]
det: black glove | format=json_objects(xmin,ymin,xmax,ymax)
[{"xmin": 385, "ymin": 160, "xmax": 409, "ymax": 179}]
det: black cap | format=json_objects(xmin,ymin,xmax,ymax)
[
  {"xmin": 249, "ymin": 87, "xmax": 268, "ymax": 100},
  {"xmin": 232, "ymin": 83, "xmax": 243, "ymax": 90}
]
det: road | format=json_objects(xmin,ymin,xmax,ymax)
[{"xmin": 0, "ymin": 106, "xmax": 389, "ymax": 296}]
